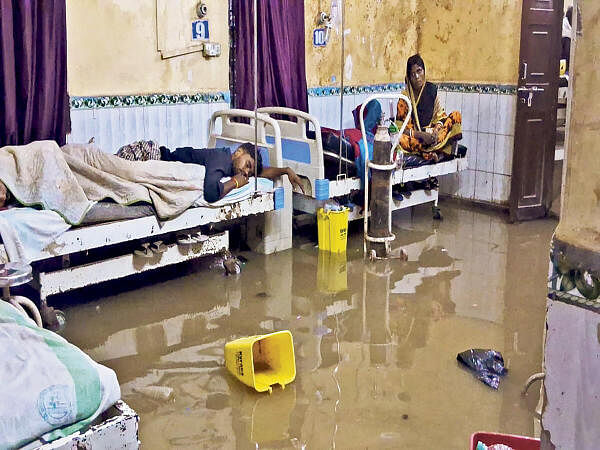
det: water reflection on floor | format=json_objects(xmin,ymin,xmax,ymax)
[{"xmin": 61, "ymin": 202, "xmax": 557, "ymax": 449}]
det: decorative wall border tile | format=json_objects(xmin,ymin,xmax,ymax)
[
  {"xmin": 70, "ymin": 82, "xmax": 516, "ymax": 110},
  {"xmin": 70, "ymin": 91, "xmax": 231, "ymax": 110},
  {"xmin": 308, "ymin": 82, "xmax": 517, "ymax": 97}
]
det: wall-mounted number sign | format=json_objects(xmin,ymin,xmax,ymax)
[
  {"xmin": 192, "ymin": 20, "xmax": 209, "ymax": 41},
  {"xmin": 313, "ymin": 28, "xmax": 327, "ymax": 47}
]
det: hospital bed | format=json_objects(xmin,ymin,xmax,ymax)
[
  {"xmin": 0, "ymin": 109, "xmax": 292, "ymax": 329},
  {"xmin": 258, "ymin": 98, "xmax": 467, "ymax": 222}
]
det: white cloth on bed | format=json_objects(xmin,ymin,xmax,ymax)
[
  {"xmin": 0, "ymin": 208, "xmax": 71, "ymax": 263},
  {"xmin": 0, "ymin": 141, "xmax": 207, "ymax": 224},
  {"xmin": 0, "ymin": 141, "xmax": 93, "ymax": 225},
  {"xmin": 62, "ymin": 143, "xmax": 205, "ymax": 220},
  {"xmin": 0, "ymin": 301, "xmax": 120, "ymax": 448},
  {"xmin": 194, "ymin": 177, "xmax": 274, "ymax": 207},
  {"xmin": 0, "ymin": 178, "xmax": 274, "ymax": 263}
]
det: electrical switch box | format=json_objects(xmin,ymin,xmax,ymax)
[{"xmin": 202, "ymin": 42, "xmax": 221, "ymax": 57}]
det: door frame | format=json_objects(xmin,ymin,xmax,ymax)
[{"xmin": 509, "ymin": 0, "xmax": 564, "ymax": 222}]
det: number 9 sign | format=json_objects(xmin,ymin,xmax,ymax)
[{"xmin": 192, "ymin": 20, "xmax": 209, "ymax": 41}]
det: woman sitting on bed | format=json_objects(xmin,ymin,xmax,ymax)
[{"xmin": 396, "ymin": 54, "xmax": 462, "ymax": 162}]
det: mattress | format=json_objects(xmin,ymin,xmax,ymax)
[
  {"xmin": 81, "ymin": 176, "xmax": 275, "ymax": 225},
  {"xmin": 80, "ymin": 202, "xmax": 155, "ymax": 225}
]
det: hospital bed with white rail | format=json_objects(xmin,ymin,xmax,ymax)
[
  {"xmin": 258, "ymin": 96, "xmax": 467, "ymax": 221},
  {"xmin": 0, "ymin": 109, "xmax": 292, "ymax": 329}
]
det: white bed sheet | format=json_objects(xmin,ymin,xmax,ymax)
[
  {"xmin": 194, "ymin": 177, "xmax": 274, "ymax": 207},
  {"xmin": 0, "ymin": 178, "xmax": 275, "ymax": 263}
]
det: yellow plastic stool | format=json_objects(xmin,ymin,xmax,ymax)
[
  {"xmin": 225, "ymin": 330, "xmax": 296, "ymax": 393},
  {"xmin": 317, "ymin": 207, "xmax": 349, "ymax": 253}
]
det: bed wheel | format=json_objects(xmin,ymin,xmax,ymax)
[
  {"xmin": 432, "ymin": 206, "xmax": 443, "ymax": 221},
  {"xmin": 54, "ymin": 309, "xmax": 67, "ymax": 334},
  {"xmin": 40, "ymin": 304, "xmax": 67, "ymax": 334}
]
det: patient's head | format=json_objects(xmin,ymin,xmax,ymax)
[
  {"xmin": 406, "ymin": 53, "xmax": 426, "ymax": 92},
  {"xmin": 232, "ymin": 142, "xmax": 263, "ymax": 178}
]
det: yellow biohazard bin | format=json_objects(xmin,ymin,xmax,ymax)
[
  {"xmin": 317, "ymin": 207, "xmax": 349, "ymax": 253},
  {"xmin": 225, "ymin": 330, "xmax": 296, "ymax": 393},
  {"xmin": 317, "ymin": 250, "xmax": 348, "ymax": 293}
]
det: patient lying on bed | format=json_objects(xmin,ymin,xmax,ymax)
[
  {"xmin": 122, "ymin": 141, "xmax": 305, "ymax": 203},
  {"xmin": 161, "ymin": 142, "xmax": 306, "ymax": 202},
  {"xmin": 0, "ymin": 141, "xmax": 305, "ymax": 209}
]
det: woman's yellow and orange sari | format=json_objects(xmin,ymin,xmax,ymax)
[{"xmin": 396, "ymin": 81, "xmax": 462, "ymax": 160}]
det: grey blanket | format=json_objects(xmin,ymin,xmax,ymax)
[{"xmin": 0, "ymin": 141, "xmax": 206, "ymax": 224}]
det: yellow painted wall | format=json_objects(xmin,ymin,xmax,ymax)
[
  {"xmin": 417, "ymin": 0, "xmax": 523, "ymax": 84},
  {"xmin": 68, "ymin": 1, "xmax": 524, "ymax": 97},
  {"xmin": 556, "ymin": 0, "xmax": 600, "ymax": 253},
  {"xmin": 66, "ymin": 0, "xmax": 229, "ymax": 96},
  {"xmin": 304, "ymin": 0, "xmax": 419, "ymax": 87},
  {"xmin": 305, "ymin": 0, "xmax": 523, "ymax": 86}
]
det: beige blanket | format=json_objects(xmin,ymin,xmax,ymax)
[{"xmin": 0, "ymin": 141, "xmax": 205, "ymax": 224}]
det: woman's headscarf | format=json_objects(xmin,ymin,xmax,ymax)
[{"xmin": 405, "ymin": 54, "xmax": 437, "ymax": 131}]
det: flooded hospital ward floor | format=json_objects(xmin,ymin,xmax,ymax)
[{"xmin": 60, "ymin": 202, "xmax": 556, "ymax": 449}]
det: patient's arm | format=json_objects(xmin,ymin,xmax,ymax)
[
  {"xmin": 260, "ymin": 167, "xmax": 305, "ymax": 194},
  {"xmin": 221, "ymin": 174, "xmax": 249, "ymax": 198}
]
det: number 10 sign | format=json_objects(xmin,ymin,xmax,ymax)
[{"xmin": 313, "ymin": 28, "xmax": 328, "ymax": 47}]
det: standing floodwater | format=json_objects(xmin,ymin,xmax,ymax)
[{"xmin": 60, "ymin": 203, "xmax": 555, "ymax": 449}]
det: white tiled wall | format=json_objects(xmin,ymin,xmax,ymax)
[
  {"xmin": 68, "ymin": 102, "xmax": 229, "ymax": 153},
  {"xmin": 308, "ymin": 92, "xmax": 403, "ymax": 130},
  {"xmin": 438, "ymin": 92, "xmax": 517, "ymax": 206},
  {"xmin": 71, "ymin": 93, "xmax": 516, "ymax": 206},
  {"xmin": 308, "ymin": 91, "xmax": 517, "ymax": 206}
]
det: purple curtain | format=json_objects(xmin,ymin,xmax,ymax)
[
  {"xmin": 231, "ymin": 0, "xmax": 308, "ymax": 112},
  {"xmin": 0, "ymin": 0, "xmax": 70, "ymax": 147}
]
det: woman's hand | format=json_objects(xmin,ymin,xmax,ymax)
[
  {"xmin": 415, "ymin": 131, "xmax": 436, "ymax": 147},
  {"xmin": 286, "ymin": 169, "xmax": 305, "ymax": 194}
]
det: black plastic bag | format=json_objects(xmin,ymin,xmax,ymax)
[{"xmin": 457, "ymin": 349, "xmax": 507, "ymax": 389}]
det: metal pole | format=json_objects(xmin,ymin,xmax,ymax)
[
  {"xmin": 253, "ymin": 0, "xmax": 258, "ymax": 192},
  {"xmin": 338, "ymin": 0, "xmax": 345, "ymax": 175}
]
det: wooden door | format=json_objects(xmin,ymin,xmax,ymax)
[{"xmin": 510, "ymin": 0, "xmax": 564, "ymax": 221}]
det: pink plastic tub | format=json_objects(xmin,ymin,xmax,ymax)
[{"xmin": 470, "ymin": 432, "xmax": 540, "ymax": 450}]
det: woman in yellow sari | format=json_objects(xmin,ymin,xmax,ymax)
[{"xmin": 396, "ymin": 54, "xmax": 462, "ymax": 161}]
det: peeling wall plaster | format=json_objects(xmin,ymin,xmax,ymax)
[
  {"xmin": 305, "ymin": 0, "xmax": 420, "ymax": 87},
  {"xmin": 67, "ymin": 1, "xmax": 523, "ymax": 96},
  {"xmin": 305, "ymin": 0, "xmax": 523, "ymax": 86}
]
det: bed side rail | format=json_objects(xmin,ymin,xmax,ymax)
[
  {"xmin": 257, "ymin": 107, "xmax": 325, "ymax": 196},
  {"xmin": 208, "ymin": 108, "xmax": 283, "ymax": 169}
]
